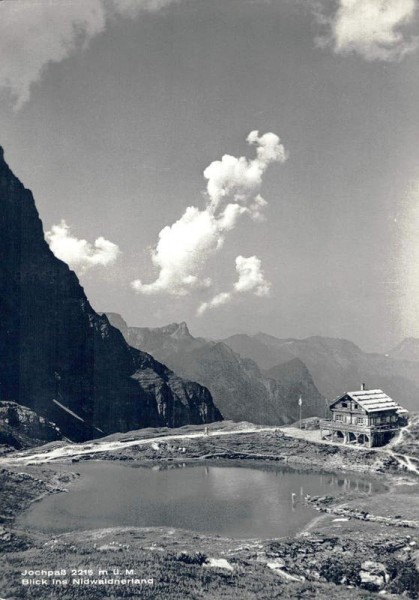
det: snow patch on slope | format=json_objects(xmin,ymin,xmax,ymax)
[{"xmin": 52, "ymin": 399, "xmax": 85, "ymax": 423}]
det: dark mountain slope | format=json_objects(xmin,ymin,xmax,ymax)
[{"xmin": 0, "ymin": 148, "xmax": 221, "ymax": 441}]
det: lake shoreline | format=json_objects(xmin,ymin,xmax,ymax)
[
  {"xmin": 15, "ymin": 459, "xmax": 386, "ymax": 539},
  {"xmin": 0, "ymin": 424, "xmax": 418, "ymax": 599}
]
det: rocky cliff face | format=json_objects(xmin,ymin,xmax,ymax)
[
  {"xmin": 106, "ymin": 314, "xmax": 325, "ymax": 425},
  {"xmin": 0, "ymin": 148, "xmax": 222, "ymax": 441},
  {"xmin": 265, "ymin": 358, "xmax": 327, "ymax": 420},
  {"xmin": 0, "ymin": 401, "xmax": 64, "ymax": 449}
]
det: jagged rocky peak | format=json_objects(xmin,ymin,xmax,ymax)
[
  {"xmin": 0, "ymin": 147, "xmax": 222, "ymax": 441},
  {"xmin": 138, "ymin": 321, "xmax": 192, "ymax": 339},
  {"xmin": 164, "ymin": 321, "xmax": 192, "ymax": 339},
  {"xmin": 104, "ymin": 315, "xmax": 192, "ymax": 342}
]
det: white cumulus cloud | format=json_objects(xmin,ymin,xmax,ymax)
[
  {"xmin": 318, "ymin": 0, "xmax": 418, "ymax": 62},
  {"xmin": 0, "ymin": 0, "xmax": 179, "ymax": 110},
  {"xmin": 197, "ymin": 292, "xmax": 232, "ymax": 316},
  {"xmin": 234, "ymin": 255, "xmax": 271, "ymax": 297},
  {"xmin": 131, "ymin": 131, "xmax": 286, "ymax": 297},
  {"xmin": 46, "ymin": 219, "xmax": 120, "ymax": 273},
  {"xmin": 198, "ymin": 255, "xmax": 270, "ymax": 315},
  {"xmin": 204, "ymin": 131, "xmax": 287, "ymax": 214},
  {"xmin": 132, "ymin": 207, "xmax": 218, "ymax": 296}
]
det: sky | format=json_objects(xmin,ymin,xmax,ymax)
[{"xmin": 1, "ymin": 0, "xmax": 419, "ymax": 352}]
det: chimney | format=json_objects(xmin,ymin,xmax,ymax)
[{"xmin": 361, "ymin": 383, "xmax": 366, "ymax": 391}]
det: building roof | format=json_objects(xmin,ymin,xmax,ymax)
[{"xmin": 331, "ymin": 389, "xmax": 401, "ymax": 413}]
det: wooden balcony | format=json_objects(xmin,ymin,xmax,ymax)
[
  {"xmin": 319, "ymin": 419, "xmax": 399, "ymax": 434},
  {"xmin": 332, "ymin": 406, "xmax": 365, "ymax": 414}
]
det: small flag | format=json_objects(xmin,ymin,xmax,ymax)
[{"xmin": 298, "ymin": 397, "xmax": 302, "ymax": 406}]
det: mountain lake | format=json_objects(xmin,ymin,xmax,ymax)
[{"xmin": 18, "ymin": 462, "xmax": 383, "ymax": 539}]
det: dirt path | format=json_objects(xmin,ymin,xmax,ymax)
[
  {"xmin": 0, "ymin": 426, "xmax": 278, "ymax": 465},
  {"xmin": 281, "ymin": 426, "xmax": 419, "ymax": 475},
  {"xmin": 387, "ymin": 450, "xmax": 419, "ymax": 475},
  {"xmin": 2, "ymin": 423, "xmax": 419, "ymax": 475}
]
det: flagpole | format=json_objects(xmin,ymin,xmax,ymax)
[{"xmin": 298, "ymin": 396, "xmax": 302, "ymax": 429}]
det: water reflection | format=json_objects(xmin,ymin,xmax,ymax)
[{"xmin": 18, "ymin": 463, "xmax": 380, "ymax": 540}]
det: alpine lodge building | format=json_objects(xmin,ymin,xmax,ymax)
[{"xmin": 320, "ymin": 385, "xmax": 408, "ymax": 448}]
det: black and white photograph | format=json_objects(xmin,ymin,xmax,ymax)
[{"xmin": 0, "ymin": 0, "xmax": 418, "ymax": 598}]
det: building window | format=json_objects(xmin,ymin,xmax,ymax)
[
  {"xmin": 335, "ymin": 414, "xmax": 343, "ymax": 422},
  {"xmin": 342, "ymin": 402, "xmax": 347, "ymax": 408},
  {"xmin": 356, "ymin": 417, "xmax": 365, "ymax": 425}
]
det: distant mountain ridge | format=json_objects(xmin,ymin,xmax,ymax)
[
  {"xmin": 105, "ymin": 315, "xmax": 206, "ymax": 363},
  {"xmin": 0, "ymin": 147, "xmax": 221, "ymax": 441},
  {"xmin": 223, "ymin": 333, "xmax": 419, "ymax": 412},
  {"xmin": 387, "ymin": 338, "xmax": 419, "ymax": 363},
  {"xmin": 105, "ymin": 314, "xmax": 326, "ymax": 425}
]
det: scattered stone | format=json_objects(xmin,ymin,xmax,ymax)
[
  {"xmin": 98, "ymin": 544, "xmax": 122, "ymax": 552},
  {"xmin": 267, "ymin": 558, "xmax": 286, "ymax": 569},
  {"xmin": 204, "ymin": 558, "xmax": 234, "ymax": 571},
  {"xmin": 0, "ymin": 527, "xmax": 11, "ymax": 542},
  {"xmin": 360, "ymin": 561, "xmax": 389, "ymax": 591}
]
